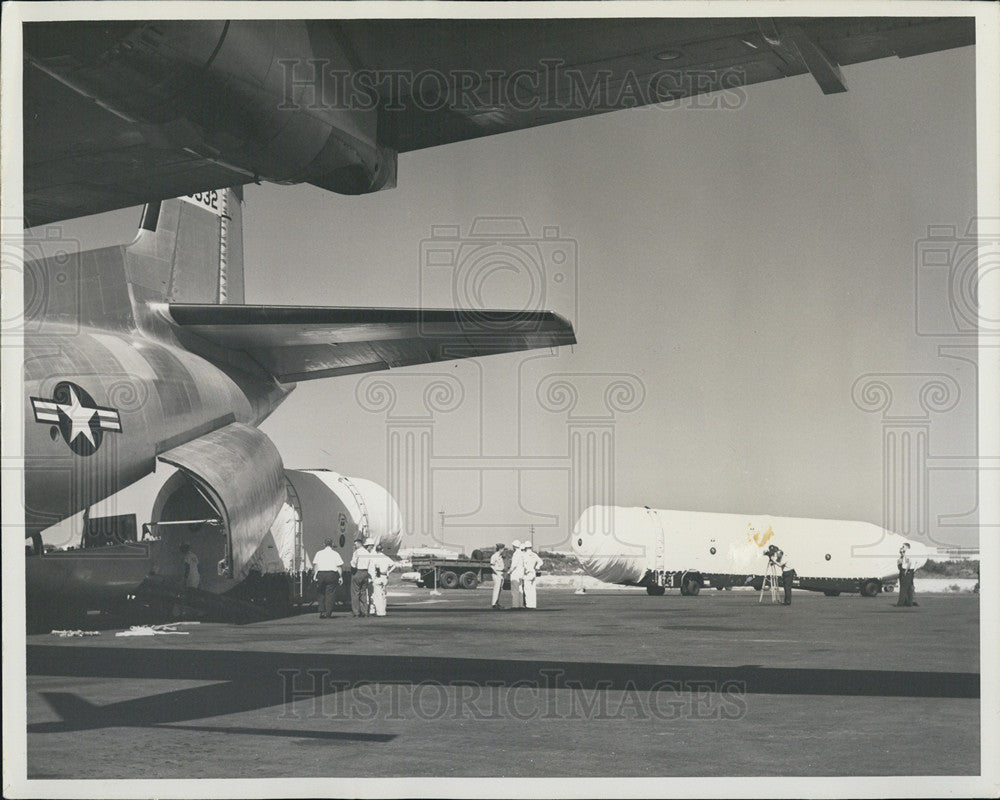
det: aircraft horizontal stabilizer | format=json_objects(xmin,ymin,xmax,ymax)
[{"xmin": 168, "ymin": 304, "xmax": 575, "ymax": 382}]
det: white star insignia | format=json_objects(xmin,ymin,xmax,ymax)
[{"xmin": 58, "ymin": 386, "xmax": 98, "ymax": 446}]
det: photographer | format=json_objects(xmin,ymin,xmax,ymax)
[{"xmin": 773, "ymin": 547, "xmax": 795, "ymax": 606}]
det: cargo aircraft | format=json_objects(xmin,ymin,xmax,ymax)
[{"xmin": 15, "ymin": 16, "xmax": 974, "ymax": 620}]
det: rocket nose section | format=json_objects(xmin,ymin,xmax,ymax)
[
  {"xmin": 572, "ymin": 505, "xmax": 650, "ymax": 585},
  {"xmin": 571, "ymin": 506, "xmax": 600, "ymax": 560}
]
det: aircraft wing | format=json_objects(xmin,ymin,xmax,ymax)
[
  {"xmin": 352, "ymin": 16, "xmax": 975, "ymax": 152},
  {"xmin": 168, "ymin": 304, "xmax": 575, "ymax": 382},
  {"xmin": 23, "ymin": 17, "xmax": 974, "ymax": 225}
]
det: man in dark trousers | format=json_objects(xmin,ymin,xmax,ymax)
[
  {"xmin": 349, "ymin": 537, "xmax": 375, "ymax": 617},
  {"xmin": 895, "ymin": 543, "xmax": 918, "ymax": 606},
  {"xmin": 774, "ymin": 548, "xmax": 795, "ymax": 605},
  {"xmin": 312, "ymin": 538, "xmax": 344, "ymax": 618}
]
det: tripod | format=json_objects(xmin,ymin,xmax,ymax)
[{"xmin": 759, "ymin": 560, "xmax": 781, "ymax": 604}]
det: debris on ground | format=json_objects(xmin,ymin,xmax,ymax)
[
  {"xmin": 115, "ymin": 623, "xmax": 196, "ymax": 637},
  {"xmin": 50, "ymin": 630, "xmax": 100, "ymax": 637}
]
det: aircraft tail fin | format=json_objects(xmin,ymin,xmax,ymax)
[{"xmin": 126, "ymin": 187, "xmax": 245, "ymax": 304}]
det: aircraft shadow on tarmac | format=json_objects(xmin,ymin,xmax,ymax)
[{"xmin": 27, "ymin": 644, "xmax": 979, "ymax": 740}]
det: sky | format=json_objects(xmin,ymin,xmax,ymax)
[{"xmin": 39, "ymin": 44, "xmax": 980, "ymax": 554}]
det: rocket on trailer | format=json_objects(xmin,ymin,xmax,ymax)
[{"xmin": 573, "ymin": 505, "xmax": 931, "ymax": 597}]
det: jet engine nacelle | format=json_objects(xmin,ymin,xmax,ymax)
[{"xmin": 25, "ymin": 20, "xmax": 396, "ymax": 196}]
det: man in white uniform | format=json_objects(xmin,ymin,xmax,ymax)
[
  {"xmin": 349, "ymin": 537, "xmax": 376, "ymax": 617},
  {"xmin": 521, "ymin": 543, "xmax": 544, "ymax": 609},
  {"xmin": 369, "ymin": 543, "xmax": 396, "ymax": 617},
  {"xmin": 489, "ymin": 543, "xmax": 507, "ymax": 610},
  {"xmin": 312, "ymin": 538, "xmax": 344, "ymax": 618},
  {"xmin": 508, "ymin": 540, "xmax": 525, "ymax": 609}
]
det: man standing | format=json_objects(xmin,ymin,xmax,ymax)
[
  {"xmin": 489, "ymin": 543, "xmax": 507, "ymax": 610},
  {"xmin": 521, "ymin": 542, "xmax": 544, "ymax": 610},
  {"xmin": 180, "ymin": 543, "xmax": 200, "ymax": 590},
  {"xmin": 312, "ymin": 538, "xmax": 344, "ymax": 618},
  {"xmin": 774, "ymin": 548, "xmax": 795, "ymax": 606},
  {"xmin": 369, "ymin": 543, "xmax": 396, "ymax": 617},
  {"xmin": 349, "ymin": 537, "xmax": 375, "ymax": 617},
  {"xmin": 896, "ymin": 543, "xmax": 918, "ymax": 607},
  {"xmin": 509, "ymin": 540, "xmax": 525, "ymax": 609}
]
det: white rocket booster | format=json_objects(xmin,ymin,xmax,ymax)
[{"xmin": 572, "ymin": 505, "xmax": 930, "ymax": 586}]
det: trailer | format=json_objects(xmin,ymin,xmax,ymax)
[
  {"xmin": 640, "ymin": 569, "xmax": 897, "ymax": 597},
  {"xmin": 411, "ymin": 556, "xmax": 492, "ymax": 590}
]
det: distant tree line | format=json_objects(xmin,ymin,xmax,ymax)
[{"xmin": 917, "ymin": 559, "xmax": 979, "ymax": 578}]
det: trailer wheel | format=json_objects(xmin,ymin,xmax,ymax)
[
  {"xmin": 860, "ymin": 579, "xmax": 880, "ymax": 597},
  {"xmin": 439, "ymin": 570, "xmax": 459, "ymax": 590},
  {"xmin": 459, "ymin": 571, "xmax": 479, "ymax": 590},
  {"xmin": 823, "ymin": 590, "xmax": 841, "ymax": 597},
  {"xmin": 646, "ymin": 586, "xmax": 665, "ymax": 596},
  {"xmin": 682, "ymin": 575, "xmax": 701, "ymax": 596}
]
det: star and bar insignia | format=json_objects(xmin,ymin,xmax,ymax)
[{"xmin": 30, "ymin": 381, "xmax": 122, "ymax": 456}]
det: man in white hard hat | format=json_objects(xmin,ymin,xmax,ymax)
[
  {"xmin": 521, "ymin": 542, "xmax": 544, "ymax": 609},
  {"xmin": 369, "ymin": 543, "xmax": 396, "ymax": 617},
  {"xmin": 349, "ymin": 537, "xmax": 375, "ymax": 617},
  {"xmin": 509, "ymin": 540, "xmax": 525, "ymax": 610},
  {"xmin": 489, "ymin": 543, "xmax": 507, "ymax": 610}
]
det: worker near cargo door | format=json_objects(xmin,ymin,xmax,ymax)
[
  {"xmin": 773, "ymin": 547, "xmax": 795, "ymax": 605},
  {"xmin": 895, "ymin": 543, "xmax": 918, "ymax": 607},
  {"xmin": 349, "ymin": 537, "xmax": 376, "ymax": 617},
  {"xmin": 509, "ymin": 540, "xmax": 525, "ymax": 609},
  {"xmin": 312, "ymin": 538, "xmax": 344, "ymax": 618},
  {"xmin": 369, "ymin": 543, "xmax": 396, "ymax": 617},
  {"xmin": 521, "ymin": 542, "xmax": 544, "ymax": 610},
  {"xmin": 489, "ymin": 543, "xmax": 507, "ymax": 609},
  {"xmin": 180, "ymin": 543, "xmax": 200, "ymax": 590}
]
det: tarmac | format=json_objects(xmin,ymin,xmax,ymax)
[{"xmin": 24, "ymin": 584, "xmax": 980, "ymax": 779}]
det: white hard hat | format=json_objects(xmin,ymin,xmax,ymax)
[
  {"xmin": 364, "ymin": 538, "xmax": 375, "ymax": 547},
  {"xmin": 511, "ymin": 540, "xmax": 522, "ymax": 548}
]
